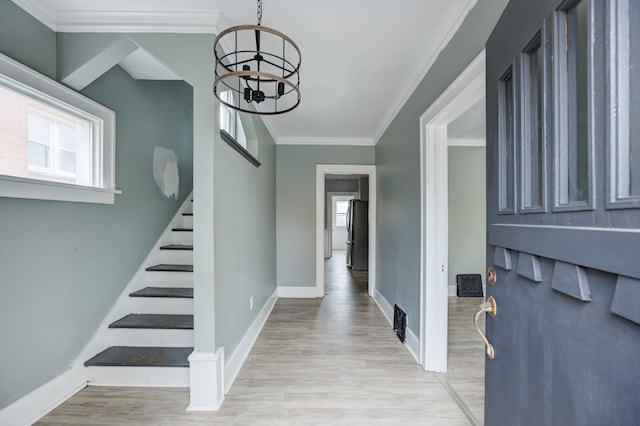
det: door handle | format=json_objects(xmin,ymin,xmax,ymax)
[{"xmin": 474, "ymin": 296, "xmax": 497, "ymax": 360}]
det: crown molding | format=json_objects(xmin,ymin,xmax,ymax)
[
  {"xmin": 11, "ymin": 0, "xmax": 57, "ymax": 30},
  {"xmin": 373, "ymin": 0, "xmax": 477, "ymax": 144},
  {"xmin": 277, "ymin": 137, "xmax": 375, "ymax": 146},
  {"xmin": 11, "ymin": 1, "xmax": 221, "ymax": 33}
]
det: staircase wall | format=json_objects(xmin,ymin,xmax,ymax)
[{"xmin": 0, "ymin": 2, "xmax": 194, "ymax": 410}]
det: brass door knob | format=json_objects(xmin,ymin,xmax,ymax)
[{"xmin": 488, "ymin": 266, "xmax": 497, "ymax": 286}]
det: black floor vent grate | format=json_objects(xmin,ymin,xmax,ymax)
[
  {"xmin": 456, "ymin": 274, "xmax": 484, "ymax": 297},
  {"xmin": 393, "ymin": 304, "xmax": 407, "ymax": 344}
]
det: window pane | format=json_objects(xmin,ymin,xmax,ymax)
[
  {"xmin": 28, "ymin": 141, "xmax": 49, "ymax": 168},
  {"xmin": 335, "ymin": 213, "xmax": 347, "ymax": 227},
  {"xmin": 59, "ymin": 150, "xmax": 76, "ymax": 173},
  {"xmin": 523, "ymin": 34, "xmax": 545, "ymax": 209},
  {"xmin": 614, "ymin": 0, "xmax": 640, "ymax": 201},
  {"xmin": 499, "ymin": 68, "xmax": 515, "ymax": 212},
  {"xmin": 57, "ymin": 124, "xmax": 76, "ymax": 152},
  {"xmin": 336, "ymin": 200, "xmax": 349, "ymax": 214},
  {"xmin": 28, "ymin": 114, "xmax": 50, "ymax": 143},
  {"xmin": 629, "ymin": 0, "xmax": 640, "ymax": 197},
  {"xmin": 558, "ymin": 0, "xmax": 590, "ymax": 204}
]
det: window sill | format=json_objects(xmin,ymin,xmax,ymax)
[
  {"xmin": 220, "ymin": 130, "xmax": 261, "ymax": 168},
  {"xmin": 0, "ymin": 174, "xmax": 122, "ymax": 204}
]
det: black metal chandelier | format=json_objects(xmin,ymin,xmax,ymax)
[{"xmin": 213, "ymin": 0, "xmax": 301, "ymax": 115}]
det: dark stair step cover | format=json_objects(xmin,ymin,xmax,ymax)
[
  {"xmin": 146, "ymin": 264, "xmax": 193, "ymax": 272},
  {"xmin": 130, "ymin": 287, "xmax": 193, "ymax": 298},
  {"xmin": 109, "ymin": 314, "xmax": 193, "ymax": 329},
  {"xmin": 182, "ymin": 212, "xmax": 193, "ymax": 216},
  {"xmin": 172, "ymin": 227, "xmax": 193, "ymax": 232},
  {"xmin": 84, "ymin": 346, "xmax": 192, "ymax": 367},
  {"xmin": 159, "ymin": 244, "xmax": 193, "ymax": 251}
]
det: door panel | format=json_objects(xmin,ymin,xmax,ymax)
[{"xmin": 486, "ymin": 0, "xmax": 640, "ymax": 424}]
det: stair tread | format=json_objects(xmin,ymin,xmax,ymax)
[
  {"xmin": 109, "ymin": 314, "xmax": 193, "ymax": 329},
  {"xmin": 172, "ymin": 227, "xmax": 193, "ymax": 232},
  {"xmin": 146, "ymin": 264, "xmax": 193, "ymax": 272},
  {"xmin": 84, "ymin": 346, "xmax": 192, "ymax": 367},
  {"xmin": 130, "ymin": 287, "xmax": 193, "ymax": 298},
  {"xmin": 182, "ymin": 212, "xmax": 193, "ymax": 216},
  {"xmin": 159, "ymin": 244, "xmax": 193, "ymax": 251}
]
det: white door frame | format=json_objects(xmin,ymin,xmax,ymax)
[
  {"xmin": 419, "ymin": 51, "xmax": 485, "ymax": 372},
  {"xmin": 316, "ymin": 164, "xmax": 377, "ymax": 298}
]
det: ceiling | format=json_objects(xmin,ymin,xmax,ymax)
[{"xmin": 12, "ymin": 0, "xmax": 477, "ymax": 145}]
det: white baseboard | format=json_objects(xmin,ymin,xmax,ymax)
[
  {"xmin": 277, "ymin": 285, "xmax": 317, "ymax": 298},
  {"xmin": 187, "ymin": 348, "xmax": 225, "ymax": 411},
  {"xmin": 373, "ymin": 289, "xmax": 420, "ymax": 364},
  {"xmin": 224, "ymin": 289, "xmax": 277, "ymax": 394},
  {"xmin": 449, "ymin": 285, "xmax": 457, "ymax": 297},
  {"xmin": 0, "ymin": 367, "xmax": 86, "ymax": 426}
]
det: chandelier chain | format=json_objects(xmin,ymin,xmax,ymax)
[{"xmin": 257, "ymin": 0, "xmax": 262, "ymax": 25}]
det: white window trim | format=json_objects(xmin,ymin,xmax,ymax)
[{"xmin": 0, "ymin": 52, "xmax": 119, "ymax": 204}]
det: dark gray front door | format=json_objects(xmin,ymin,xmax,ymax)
[{"xmin": 485, "ymin": 0, "xmax": 640, "ymax": 424}]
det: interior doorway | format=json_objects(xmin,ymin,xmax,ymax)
[
  {"xmin": 316, "ymin": 164, "xmax": 376, "ymax": 298},
  {"xmin": 419, "ymin": 51, "xmax": 486, "ymax": 423}
]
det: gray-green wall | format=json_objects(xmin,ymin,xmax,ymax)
[
  {"xmin": 0, "ymin": 1, "xmax": 193, "ymax": 409},
  {"xmin": 276, "ymin": 145, "xmax": 375, "ymax": 288},
  {"xmin": 214, "ymin": 114, "xmax": 277, "ymax": 357},
  {"xmin": 375, "ymin": 0, "xmax": 508, "ymax": 337},
  {"xmin": 447, "ymin": 146, "xmax": 486, "ymax": 288}
]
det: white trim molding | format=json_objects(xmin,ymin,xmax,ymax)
[
  {"xmin": 10, "ymin": 1, "xmax": 221, "ymax": 33},
  {"xmin": 315, "ymin": 164, "xmax": 377, "ymax": 299},
  {"xmin": 0, "ymin": 368, "xmax": 86, "ymax": 425},
  {"xmin": 187, "ymin": 347, "xmax": 225, "ymax": 411},
  {"xmin": 419, "ymin": 50, "xmax": 485, "ymax": 373},
  {"xmin": 373, "ymin": 290, "xmax": 420, "ymax": 364},
  {"xmin": 448, "ymin": 138, "xmax": 486, "ymax": 147},
  {"xmin": 277, "ymin": 286, "xmax": 318, "ymax": 298},
  {"xmin": 374, "ymin": 0, "xmax": 478, "ymax": 144},
  {"xmin": 277, "ymin": 137, "xmax": 375, "ymax": 146},
  {"xmin": 224, "ymin": 289, "xmax": 277, "ymax": 393}
]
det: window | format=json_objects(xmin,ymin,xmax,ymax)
[
  {"xmin": 608, "ymin": 0, "xmax": 640, "ymax": 208},
  {"xmin": 554, "ymin": 0, "xmax": 592, "ymax": 209},
  {"xmin": 498, "ymin": 67, "xmax": 516, "ymax": 213},
  {"xmin": 521, "ymin": 31, "xmax": 546, "ymax": 211},
  {"xmin": 0, "ymin": 53, "xmax": 116, "ymax": 204},
  {"xmin": 218, "ymin": 89, "xmax": 260, "ymax": 167},
  {"xmin": 219, "ymin": 90, "xmax": 247, "ymax": 148},
  {"xmin": 335, "ymin": 200, "xmax": 350, "ymax": 227}
]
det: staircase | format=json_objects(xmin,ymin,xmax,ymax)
[{"xmin": 83, "ymin": 199, "xmax": 194, "ymax": 386}]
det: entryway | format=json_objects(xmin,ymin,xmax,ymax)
[{"xmin": 419, "ymin": 51, "xmax": 487, "ymax": 424}]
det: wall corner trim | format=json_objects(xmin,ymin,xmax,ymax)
[
  {"xmin": 187, "ymin": 347, "xmax": 225, "ymax": 411},
  {"xmin": 224, "ymin": 289, "xmax": 278, "ymax": 393}
]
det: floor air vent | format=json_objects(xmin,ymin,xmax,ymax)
[
  {"xmin": 456, "ymin": 274, "xmax": 484, "ymax": 297},
  {"xmin": 393, "ymin": 304, "xmax": 407, "ymax": 344}
]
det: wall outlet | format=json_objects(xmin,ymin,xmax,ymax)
[{"xmin": 249, "ymin": 296, "xmax": 254, "ymax": 311}]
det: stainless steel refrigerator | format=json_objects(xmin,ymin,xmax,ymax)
[{"xmin": 346, "ymin": 199, "xmax": 368, "ymax": 270}]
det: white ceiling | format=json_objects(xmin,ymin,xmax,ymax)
[{"xmin": 12, "ymin": 0, "xmax": 477, "ymax": 145}]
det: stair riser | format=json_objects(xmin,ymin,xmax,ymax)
[
  {"xmin": 172, "ymin": 231, "xmax": 193, "ymax": 245},
  {"xmin": 182, "ymin": 216, "xmax": 193, "ymax": 228},
  {"xmin": 127, "ymin": 298, "xmax": 193, "ymax": 315},
  {"xmin": 144, "ymin": 271, "xmax": 192, "ymax": 287},
  {"xmin": 85, "ymin": 366, "xmax": 190, "ymax": 387},
  {"xmin": 105, "ymin": 329, "xmax": 194, "ymax": 347},
  {"xmin": 160, "ymin": 250, "xmax": 193, "ymax": 265}
]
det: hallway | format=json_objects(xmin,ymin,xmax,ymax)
[{"xmin": 38, "ymin": 252, "xmax": 472, "ymax": 425}]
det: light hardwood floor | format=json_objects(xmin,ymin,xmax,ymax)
[{"xmin": 38, "ymin": 251, "xmax": 483, "ymax": 425}]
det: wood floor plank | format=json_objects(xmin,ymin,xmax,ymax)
[{"xmin": 37, "ymin": 250, "xmax": 478, "ymax": 425}]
